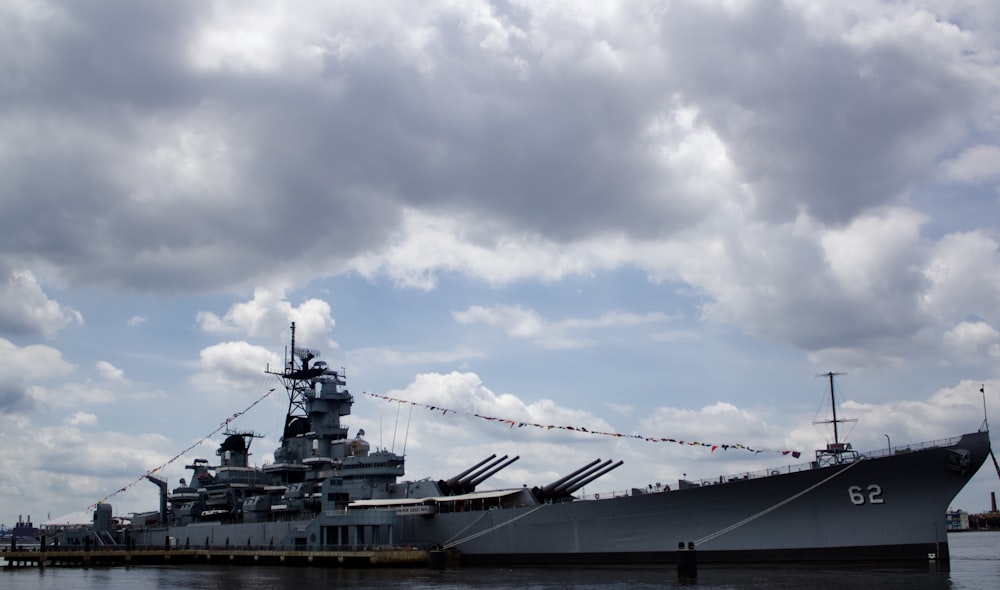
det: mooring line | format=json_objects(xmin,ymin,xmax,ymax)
[
  {"xmin": 695, "ymin": 458, "xmax": 865, "ymax": 547},
  {"xmin": 441, "ymin": 511, "xmax": 492, "ymax": 547},
  {"xmin": 442, "ymin": 504, "xmax": 547, "ymax": 549}
]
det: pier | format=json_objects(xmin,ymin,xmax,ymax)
[{"xmin": 2, "ymin": 547, "xmax": 435, "ymax": 569}]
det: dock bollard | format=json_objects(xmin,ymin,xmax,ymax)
[{"xmin": 677, "ymin": 541, "xmax": 697, "ymax": 580}]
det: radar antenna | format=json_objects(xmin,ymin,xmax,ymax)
[
  {"xmin": 265, "ymin": 322, "xmax": 325, "ymax": 439},
  {"xmin": 295, "ymin": 347, "xmax": 321, "ymax": 362}
]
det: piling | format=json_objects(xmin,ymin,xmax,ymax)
[
  {"xmin": 428, "ymin": 549, "xmax": 447, "ymax": 569},
  {"xmin": 677, "ymin": 541, "xmax": 697, "ymax": 580}
]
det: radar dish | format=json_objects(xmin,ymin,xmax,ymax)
[{"xmin": 294, "ymin": 347, "xmax": 321, "ymax": 361}]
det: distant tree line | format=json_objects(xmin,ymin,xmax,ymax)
[{"xmin": 969, "ymin": 513, "xmax": 1000, "ymax": 529}]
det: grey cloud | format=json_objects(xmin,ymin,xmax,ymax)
[
  {"xmin": 0, "ymin": 382, "xmax": 34, "ymax": 414},
  {"xmin": 14, "ymin": 0, "xmax": 200, "ymax": 111},
  {"xmin": 659, "ymin": 1, "xmax": 981, "ymax": 224},
  {"xmin": 3, "ymin": 1, "xmax": 690, "ymax": 292},
  {"xmin": 0, "ymin": 266, "xmax": 81, "ymax": 337},
  {"xmin": 0, "ymin": 0, "xmax": 994, "ymax": 296}
]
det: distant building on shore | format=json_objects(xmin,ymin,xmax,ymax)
[{"xmin": 947, "ymin": 510, "xmax": 970, "ymax": 531}]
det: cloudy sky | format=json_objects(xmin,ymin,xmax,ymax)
[{"xmin": 2, "ymin": 0, "xmax": 999, "ymax": 527}]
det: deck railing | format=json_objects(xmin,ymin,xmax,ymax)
[{"xmin": 577, "ymin": 434, "xmax": 965, "ymax": 500}]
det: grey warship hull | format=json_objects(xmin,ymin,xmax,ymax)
[
  {"xmin": 60, "ymin": 325, "xmax": 992, "ymax": 564},
  {"xmin": 125, "ymin": 430, "xmax": 990, "ymax": 564},
  {"xmin": 394, "ymin": 431, "xmax": 991, "ymax": 563}
]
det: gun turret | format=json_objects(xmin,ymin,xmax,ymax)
[
  {"xmin": 451, "ymin": 455, "xmax": 521, "ymax": 494},
  {"xmin": 438, "ymin": 454, "xmax": 497, "ymax": 496},
  {"xmin": 563, "ymin": 460, "xmax": 624, "ymax": 495},
  {"xmin": 467, "ymin": 455, "xmax": 520, "ymax": 488},
  {"xmin": 457, "ymin": 455, "xmax": 507, "ymax": 486},
  {"xmin": 533, "ymin": 459, "xmax": 602, "ymax": 501},
  {"xmin": 552, "ymin": 459, "xmax": 613, "ymax": 495}
]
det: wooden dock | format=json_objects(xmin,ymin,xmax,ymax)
[{"xmin": 2, "ymin": 547, "xmax": 437, "ymax": 569}]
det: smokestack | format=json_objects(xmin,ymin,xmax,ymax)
[{"xmin": 991, "ymin": 491, "xmax": 997, "ymax": 513}]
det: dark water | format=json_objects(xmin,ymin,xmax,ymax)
[{"xmin": 4, "ymin": 532, "xmax": 999, "ymax": 589}]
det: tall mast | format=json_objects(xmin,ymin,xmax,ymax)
[
  {"xmin": 812, "ymin": 372, "xmax": 858, "ymax": 465},
  {"xmin": 290, "ymin": 321, "xmax": 296, "ymax": 371},
  {"xmin": 266, "ymin": 322, "xmax": 322, "ymax": 439},
  {"xmin": 815, "ymin": 371, "xmax": 847, "ymax": 445},
  {"xmin": 981, "ymin": 384, "xmax": 990, "ymax": 433},
  {"xmin": 828, "ymin": 372, "xmax": 841, "ymax": 444}
]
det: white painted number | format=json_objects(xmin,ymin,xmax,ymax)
[{"xmin": 848, "ymin": 484, "xmax": 884, "ymax": 505}]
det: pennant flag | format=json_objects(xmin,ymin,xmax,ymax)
[
  {"xmin": 362, "ymin": 391, "xmax": 800, "ymax": 457},
  {"xmin": 86, "ymin": 387, "xmax": 277, "ymax": 512}
]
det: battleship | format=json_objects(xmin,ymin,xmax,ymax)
[{"xmin": 42, "ymin": 324, "xmax": 992, "ymax": 564}]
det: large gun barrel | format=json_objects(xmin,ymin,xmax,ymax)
[
  {"xmin": 467, "ymin": 455, "xmax": 520, "ymax": 489},
  {"xmin": 438, "ymin": 454, "xmax": 497, "ymax": 495},
  {"xmin": 451, "ymin": 454, "xmax": 509, "ymax": 495},
  {"xmin": 457, "ymin": 455, "xmax": 509, "ymax": 486},
  {"xmin": 539, "ymin": 459, "xmax": 602, "ymax": 497},
  {"xmin": 563, "ymin": 460, "xmax": 624, "ymax": 495},
  {"xmin": 552, "ymin": 459, "xmax": 612, "ymax": 495}
]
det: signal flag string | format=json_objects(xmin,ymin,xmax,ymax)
[
  {"xmin": 363, "ymin": 391, "xmax": 802, "ymax": 458},
  {"xmin": 87, "ymin": 386, "xmax": 277, "ymax": 511}
]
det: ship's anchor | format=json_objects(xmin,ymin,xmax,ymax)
[{"xmin": 947, "ymin": 449, "xmax": 972, "ymax": 474}]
